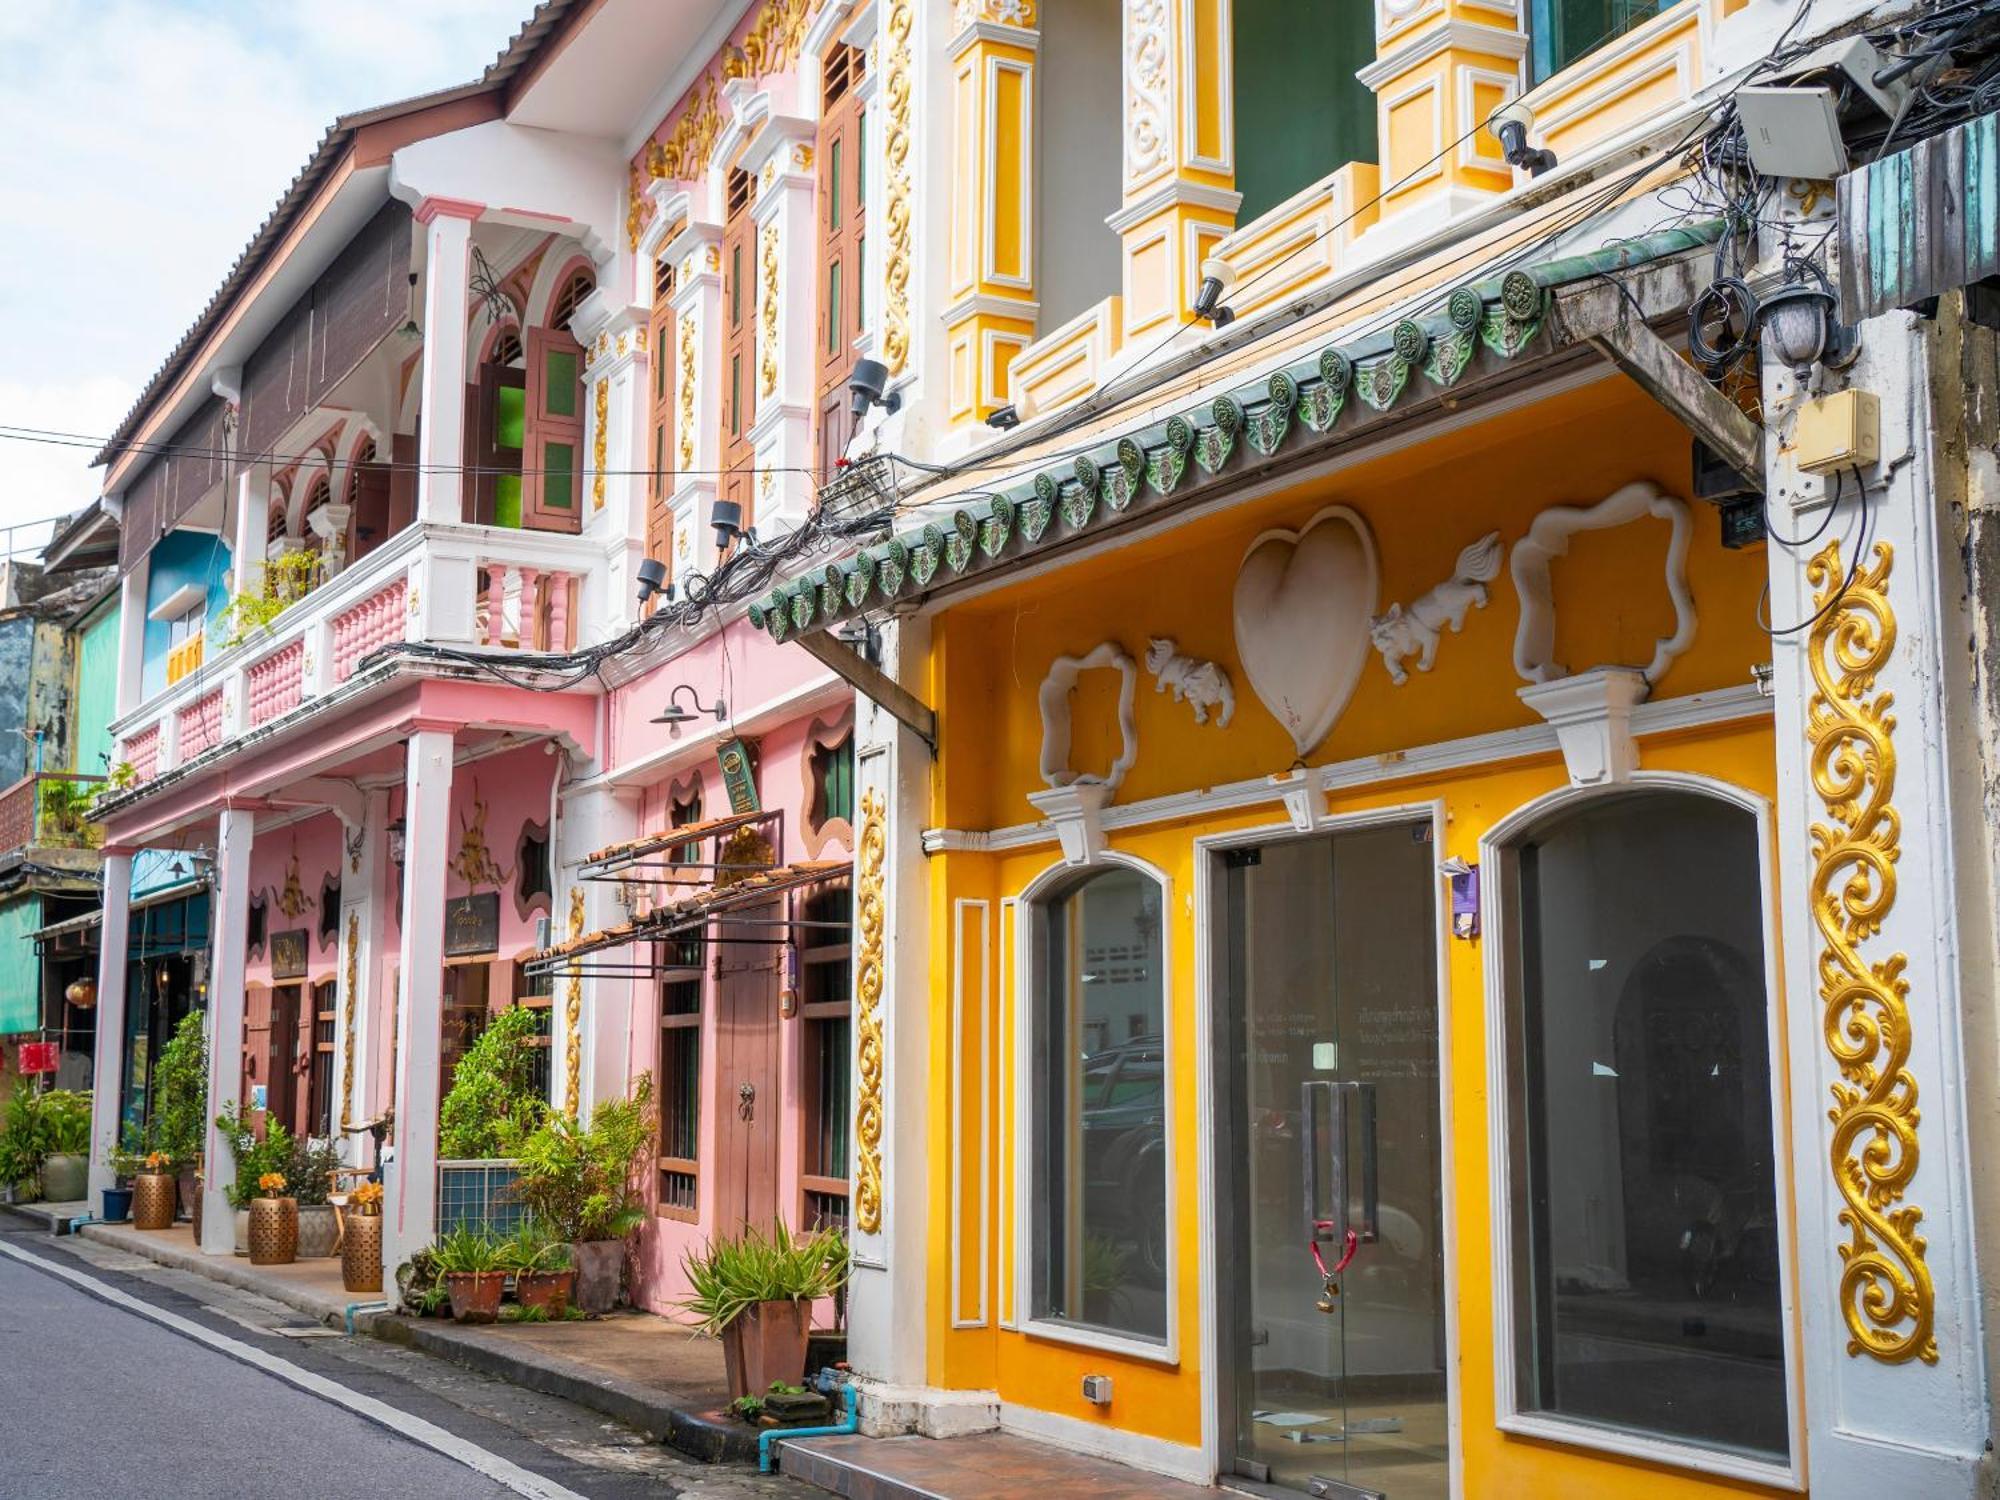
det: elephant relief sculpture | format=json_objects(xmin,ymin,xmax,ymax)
[
  {"xmin": 1370, "ymin": 531, "xmax": 1505, "ymax": 685},
  {"xmin": 1144, "ymin": 637, "xmax": 1235, "ymax": 727}
]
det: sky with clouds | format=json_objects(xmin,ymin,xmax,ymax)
[{"xmin": 0, "ymin": 0, "xmax": 528, "ymax": 555}]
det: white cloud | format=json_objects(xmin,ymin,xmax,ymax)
[{"xmin": 0, "ymin": 0, "xmax": 525, "ymax": 525}]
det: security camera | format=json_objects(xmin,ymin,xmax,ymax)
[{"xmin": 847, "ymin": 357, "xmax": 903, "ymax": 422}]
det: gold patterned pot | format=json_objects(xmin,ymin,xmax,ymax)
[
  {"xmin": 341, "ymin": 1212, "xmax": 384, "ymax": 1294},
  {"xmin": 132, "ymin": 1173, "xmax": 176, "ymax": 1231},
  {"xmin": 248, "ymin": 1196, "xmax": 298, "ymax": 1265}
]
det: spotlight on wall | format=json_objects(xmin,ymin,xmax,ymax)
[
  {"xmin": 985, "ymin": 404, "xmax": 1020, "ymax": 431},
  {"xmin": 1487, "ymin": 100, "xmax": 1558, "ymax": 176},
  {"xmin": 848, "ymin": 357, "xmax": 903, "ymax": 423},
  {"xmin": 1757, "ymin": 270, "xmax": 1854, "ymax": 384},
  {"xmin": 1191, "ymin": 257, "xmax": 1237, "ymax": 328},
  {"xmin": 710, "ymin": 496, "xmax": 748, "ymax": 554},
  {"xmin": 651, "ymin": 683, "xmax": 727, "ymax": 734},
  {"xmin": 635, "ymin": 556, "xmax": 669, "ymax": 605}
]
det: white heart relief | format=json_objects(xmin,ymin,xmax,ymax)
[{"xmin": 1231, "ymin": 505, "xmax": 1379, "ymax": 759}]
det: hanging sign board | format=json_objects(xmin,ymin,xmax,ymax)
[
  {"xmin": 444, "ymin": 892, "xmax": 501, "ymax": 957},
  {"xmin": 17, "ymin": 1042, "xmax": 59, "ymax": 1075},
  {"xmin": 270, "ymin": 929, "xmax": 309, "ymax": 980},
  {"xmin": 717, "ymin": 738, "xmax": 761, "ymax": 815}
]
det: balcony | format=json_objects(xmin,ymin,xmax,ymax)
[
  {"xmin": 0, "ymin": 772, "xmax": 107, "ymax": 866},
  {"xmin": 109, "ymin": 523, "xmax": 604, "ymax": 787}
]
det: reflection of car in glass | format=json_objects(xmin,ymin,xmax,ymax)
[{"xmin": 1082, "ymin": 1035, "xmax": 1167, "ymax": 1279}]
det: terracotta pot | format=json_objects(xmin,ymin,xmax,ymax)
[
  {"xmin": 132, "ymin": 1172, "xmax": 176, "ymax": 1231},
  {"xmin": 248, "ymin": 1196, "xmax": 298, "ymax": 1265},
  {"xmin": 515, "ymin": 1269, "xmax": 574, "ymax": 1318},
  {"xmin": 721, "ymin": 1299, "xmax": 810, "ymax": 1402},
  {"xmin": 342, "ymin": 1212, "xmax": 383, "ymax": 1293},
  {"xmin": 570, "ymin": 1239, "xmax": 624, "ymax": 1314},
  {"xmin": 296, "ymin": 1203, "xmax": 340, "ymax": 1258},
  {"xmin": 446, "ymin": 1270, "xmax": 505, "ymax": 1323}
]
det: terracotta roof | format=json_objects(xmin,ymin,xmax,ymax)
[
  {"xmin": 94, "ymin": 1, "xmax": 588, "ymax": 476},
  {"xmin": 530, "ymin": 859, "xmax": 851, "ymax": 969}
]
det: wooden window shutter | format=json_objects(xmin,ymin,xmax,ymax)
[{"xmin": 523, "ymin": 324, "xmax": 586, "ymax": 533}]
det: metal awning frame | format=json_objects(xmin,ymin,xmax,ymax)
[{"xmin": 578, "ymin": 810, "xmax": 780, "ymax": 883}]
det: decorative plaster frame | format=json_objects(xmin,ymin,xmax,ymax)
[
  {"xmin": 799, "ymin": 705, "xmax": 857, "ymax": 857},
  {"xmin": 1510, "ymin": 480, "xmax": 1695, "ymax": 686},
  {"xmin": 1034, "ymin": 642, "xmax": 1138, "ymax": 789}
]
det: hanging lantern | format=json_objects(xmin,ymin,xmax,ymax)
[{"xmin": 64, "ymin": 977, "xmax": 97, "ymax": 1010}]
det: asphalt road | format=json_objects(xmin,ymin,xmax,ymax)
[{"xmin": 0, "ymin": 1218, "xmax": 812, "ymax": 1500}]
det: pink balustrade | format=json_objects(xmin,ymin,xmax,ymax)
[
  {"xmin": 124, "ymin": 724, "xmax": 160, "ymax": 783},
  {"xmin": 177, "ymin": 689, "xmax": 224, "ymax": 760},
  {"xmin": 476, "ymin": 564, "xmax": 578, "ymax": 653},
  {"xmin": 245, "ymin": 640, "xmax": 306, "ymax": 727},
  {"xmin": 332, "ymin": 576, "xmax": 409, "ymax": 683}
]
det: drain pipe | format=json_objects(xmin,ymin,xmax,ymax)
[
  {"xmin": 60, "ymin": 1213, "xmax": 96, "ymax": 1236},
  {"xmin": 344, "ymin": 1300, "xmax": 391, "ymax": 1335},
  {"xmin": 758, "ymin": 1382, "xmax": 860, "ymax": 1474}
]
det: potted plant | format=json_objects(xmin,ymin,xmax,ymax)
[
  {"xmin": 434, "ymin": 1227, "xmax": 507, "ymax": 1323},
  {"xmin": 288, "ymin": 1135, "xmax": 343, "ymax": 1257},
  {"xmin": 341, "ymin": 1180, "xmax": 385, "ymax": 1294},
  {"xmin": 440, "ymin": 1005, "xmax": 547, "ymax": 1160},
  {"xmin": 216, "ymin": 1106, "xmax": 292, "ymax": 1254},
  {"xmin": 102, "ymin": 1140, "xmax": 140, "ymax": 1223},
  {"xmin": 133, "ymin": 1149, "xmax": 178, "ymax": 1231},
  {"xmin": 678, "ymin": 1221, "xmax": 850, "ymax": 1402},
  {"xmin": 37, "ymin": 1088, "xmax": 92, "ymax": 1203},
  {"xmin": 153, "ymin": 1011, "xmax": 209, "ymax": 1221},
  {"xmin": 248, "ymin": 1171, "xmax": 297, "ymax": 1265},
  {"xmin": 498, "ymin": 1219, "xmax": 575, "ymax": 1317},
  {"xmin": 510, "ymin": 1075, "xmax": 655, "ymax": 1314}
]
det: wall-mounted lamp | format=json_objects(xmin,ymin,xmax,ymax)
[
  {"xmin": 396, "ymin": 272, "xmax": 422, "ymax": 342},
  {"xmin": 709, "ymin": 497, "xmax": 756, "ymax": 555},
  {"xmin": 1192, "ymin": 257, "xmax": 1237, "ymax": 328},
  {"xmin": 1487, "ymin": 100, "xmax": 1557, "ymax": 176},
  {"xmin": 635, "ymin": 556, "xmax": 673, "ymax": 606},
  {"xmin": 847, "ymin": 357, "xmax": 903, "ymax": 423},
  {"xmin": 652, "ymin": 683, "xmax": 728, "ymax": 735},
  {"xmin": 1757, "ymin": 270, "xmax": 1855, "ymax": 384}
]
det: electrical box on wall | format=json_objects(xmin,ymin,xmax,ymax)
[{"xmin": 1793, "ymin": 389, "xmax": 1880, "ymax": 476}]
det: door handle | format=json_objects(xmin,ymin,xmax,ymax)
[{"xmin": 1301, "ymin": 1080, "xmax": 1380, "ymax": 1249}]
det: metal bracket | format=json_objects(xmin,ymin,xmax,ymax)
[{"xmin": 792, "ymin": 629, "xmax": 937, "ymax": 756}]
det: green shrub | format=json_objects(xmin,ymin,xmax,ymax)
[
  {"xmin": 439, "ymin": 1005, "xmax": 547, "ymax": 1159},
  {"xmin": 508, "ymin": 1074, "xmax": 655, "ymax": 1243},
  {"xmin": 286, "ymin": 1134, "xmax": 342, "ymax": 1207},
  {"xmin": 676, "ymin": 1221, "xmax": 850, "ymax": 1337},
  {"xmin": 213, "ymin": 1105, "xmax": 295, "ymax": 1209},
  {"xmin": 0, "ymin": 1084, "xmax": 50, "ymax": 1190},
  {"xmin": 153, "ymin": 1012, "xmax": 210, "ymax": 1167},
  {"xmin": 39, "ymin": 1090, "xmax": 91, "ymax": 1155}
]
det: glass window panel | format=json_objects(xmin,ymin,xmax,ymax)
[
  {"xmin": 493, "ymin": 475, "xmax": 523, "ymax": 529},
  {"xmin": 1033, "ymin": 866, "xmax": 1167, "ymax": 1342},
  {"xmin": 731, "ymin": 244, "xmax": 743, "ymax": 324},
  {"xmin": 495, "ymin": 385, "xmax": 526, "ymax": 451},
  {"xmin": 730, "ymin": 355, "xmax": 742, "ymax": 436},
  {"xmin": 830, "ymin": 137, "xmax": 844, "ymax": 230},
  {"xmin": 1509, "ymin": 790, "xmax": 1787, "ymax": 1463},
  {"xmin": 1531, "ymin": 0, "xmax": 1669, "ymax": 81},
  {"xmin": 826, "ymin": 262, "xmax": 842, "ymax": 357},
  {"xmin": 544, "ymin": 351, "xmax": 578, "ymax": 418},
  {"xmin": 544, "ymin": 442, "xmax": 575, "ymax": 510}
]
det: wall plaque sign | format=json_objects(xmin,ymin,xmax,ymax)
[
  {"xmin": 270, "ymin": 929, "xmax": 309, "ymax": 980},
  {"xmin": 445, "ymin": 892, "xmax": 502, "ymax": 957}
]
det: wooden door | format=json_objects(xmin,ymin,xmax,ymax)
[
  {"xmin": 523, "ymin": 326, "xmax": 585, "ymax": 533},
  {"xmin": 646, "ymin": 254, "xmax": 676, "ymax": 588},
  {"xmin": 241, "ymin": 984, "xmax": 270, "ymax": 1131},
  {"xmin": 388, "ymin": 432, "xmax": 418, "ymax": 537},
  {"xmin": 815, "ymin": 43, "xmax": 867, "ymax": 472},
  {"xmin": 266, "ymin": 984, "xmax": 301, "ymax": 1137},
  {"xmin": 713, "ymin": 908, "xmax": 781, "ymax": 1232},
  {"xmin": 347, "ymin": 455, "xmax": 394, "ymax": 562},
  {"xmin": 719, "ymin": 168, "xmax": 758, "ymax": 527}
]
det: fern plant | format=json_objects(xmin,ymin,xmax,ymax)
[{"xmin": 509, "ymin": 1074, "xmax": 655, "ymax": 1242}]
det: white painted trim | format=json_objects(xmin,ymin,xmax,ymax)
[
  {"xmin": 999, "ymin": 893, "xmax": 1020, "ymax": 1331},
  {"xmin": 1104, "ymin": 178, "xmax": 1243, "ymax": 235},
  {"xmin": 949, "ymin": 17, "xmax": 1040, "ymax": 59},
  {"xmin": 147, "ymin": 582, "xmax": 207, "ymax": 623},
  {"xmin": 1357, "ymin": 17, "xmax": 1529, "ymax": 90},
  {"xmin": 565, "ymin": 673, "xmax": 848, "ymax": 795},
  {"xmin": 1376, "ymin": 73, "xmax": 1448, "ymax": 196},
  {"xmin": 942, "ymin": 291, "xmax": 1040, "ymax": 324},
  {"xmin": 920, "ymin": 682, "xmax": 1771, "ymax": 853},
  {"xmin": 950, "ymin": 897, "xmax": 993, "ymax": 1329},
  {"xmin": 1191, "ymin": 802, "xmax": 1460, "ymax": 1495},
  {"xmin": 1178, "ymin": 0, "xmax": 1232, "ymax": 179},
  {"xmin": 999, "ymin": 1399, "xmax": 1207, "ymax": 1483},
  {"xmin": 1011, "ymin": 849, "xmax": 1179, "ymax": 1367},
  {"xmin": 1478, "ymin": 772, "xmax": 1806, "ymax": 1491},
  {"xmin": 1456, "ymin": 61, "xmax": 1525, "ymax": 176}
]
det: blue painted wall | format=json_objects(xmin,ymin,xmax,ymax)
[{"xmin": 139, "ymin": 529, "xmax": 232, "ymax": 701}]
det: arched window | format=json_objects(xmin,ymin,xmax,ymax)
[
  {"xmin": 1026, "ymin": 862, "xmax": 1168, "ymax": 1344},
  {"xmin": 549, "ymin": 268, "xmax": 595, "ymax": 332},
  {"xmin": 266, "ymin": 493, "xmax": 289, "ymax": 547},
  {"xmin": 1493, "ymin": 787, "xmax": 1788, "ymax": 1466},
  {"xmin": 302, "ymin": 473, "xmax": 333, "ymax": 552},
  {"xmin": 489, "ymin": 327, "xmax": 524, "ymax": 369}
]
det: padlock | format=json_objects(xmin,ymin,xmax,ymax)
[{"xmin": 1316, "ymin": 1277, "xmax": 1340, "ymax": 1315}]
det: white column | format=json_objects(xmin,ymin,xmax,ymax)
[
  {"xmin": 114, "ymin": 559, "xmax": 149, "ymax": 719},
  {"xmin": 846, "ymin": 617, "xmax": 934, "ymax": 1404},
  {"xmin": 387, "ymin": 729, "xmax": 453, "ymax": 1270},
  {"xmin": 230, "ymin": 468, "xmax": 268, "ymax": 600},
  {"xmin": 199, "ymin": 807, "xmax": 255, "ymax": 1253},
  {"xmin": 575, "ymin": 299, "xmax": 651, "ymax": 636},
  {"xmin": 560, "ymin": 781, "xmax": 642, "ymax": 1118},
  {"xmin": 414, "ymin": 199, "xmax": 479, "ymax": 526},
  {"xmin": 87, "ymin": 850, "xmax": 134, "ymax": 1202},
  {"xmin": 665, "ymin": 216, "xmax": 725, "ymax": 579},
  {"xmin": 746, "ymin": 125, "xmax": 818, "ymax": 530},
  {"xmin": 334, "ymin": 792, "xmax": 386, "ymax": 1160},
  {"xmin": 1766, "ymin": 308, "xmax": 1991, "ymax": 1496}
]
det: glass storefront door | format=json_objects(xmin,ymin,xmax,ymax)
[{"xmin": 1217, "ymin": 821, "xmax": 1448, "ymax": 1500}]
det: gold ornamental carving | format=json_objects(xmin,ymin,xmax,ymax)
[
  {"xmin": 341, "ymin": 911, "xmax": 359, "ymax": 1129},
  {"xmin": 644, "ymin": 72, "xmax": 726, "ymax": 185},
  {"xmin": 678, "ymin": 315, "xmax": 699, "ymax": 472},
  {"xmin": 954, "ymin": 0, "xmax": 1035, "ymax": 26},
  {"xmin": 759, "ymin": 223, "xmax": 780, "ymax": 399},
  {"xmin": 592, "ymin": 377, "xmax": 609, "ymax": 511},
  {"xmin": 1806, "ymin": 537, "xmax": 1936, "ymax": 1365},
  {"xmin": 564, "ymin": 886, "xmax": 585, "ymax": 1117},
  {"xmin": 724, "ymin": 0, "xmax": 812, "ymax": 80},
  {"xmin": 853, "ymin": 788, "xmax": 886, "ymax": 1233},
  {"xmin": 881, "ymin": 0, "xmax": 913, "ymax": 375}
]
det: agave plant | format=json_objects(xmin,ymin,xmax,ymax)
[{"xmin": 676, "ymin": 1221, "xmax": 850, "ymax": 1337}]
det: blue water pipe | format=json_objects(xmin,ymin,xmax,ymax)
[
  {"xmin": 344, "ymin": 1300, "xmax": 390, "ymax": 1335},
  {"xmin": 758, "ymin": 1381, "xmax": 859, "ymax": 1474}
]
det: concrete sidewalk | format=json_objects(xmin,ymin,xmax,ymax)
[{"xmin": 10, "ymin": 1212, "xmax": 756, "ymax": 1463}]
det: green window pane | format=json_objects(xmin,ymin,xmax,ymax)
[
  {"xmin": 494, "ymin": 474, "xmax": 523, "ymax": 528},
  {"xmin": 544, "ymin": 350, "xmax": 578, "ymax": 417},
  {"xmin": 656, "ymin": 344, "xmax": 665, "ymax": 399},
  {"xmin": 495, "ymin": 385, "xmax": 526, "ymax": 450},
  {"xmin": 830, "ymin": 138, "xmax": 844, "ymax": 231},
  {"xmin": 827, "ymin": 262, "xmax": 842, "ymax": 357},
  {"xmin": 731, "ymin": 245, "xmax": 743, "ymax": 324},
  {"xmin": 545, "ymin": 442, "xmax": 575, "ymax": 510}
]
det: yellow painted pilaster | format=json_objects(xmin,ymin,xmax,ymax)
[
  {"xmin": 1358, "ymin": 0, "xmax": 1524, "ymax": 246},
  {"xmin": 1113, "ymin": 0, "xmax": 1239, "ymax": 345},
  {"xmin": 945, "ymin": 8, "xmax": 1039, "ymax": 426}
]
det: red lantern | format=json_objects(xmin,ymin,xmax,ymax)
[{"xmin": 64, "ymin": 977, "xmax": 97, "ymax": 1010}]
